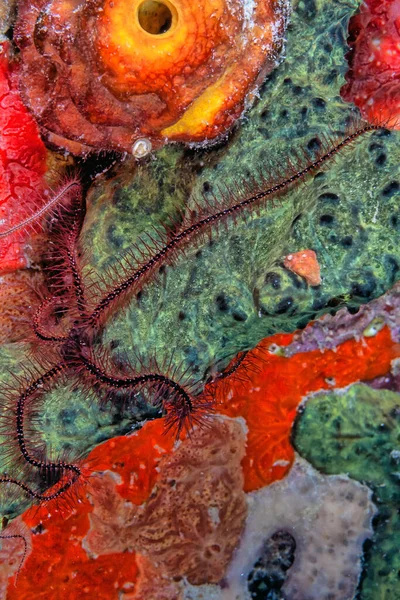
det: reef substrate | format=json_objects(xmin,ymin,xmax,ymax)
[{"xmin": 2, "ymin": 282, "xmax": 400, "ymax": 598}]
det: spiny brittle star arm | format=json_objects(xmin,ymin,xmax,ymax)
[{"xmin": 89, "ymin": 123, "xmax": 380, "ymax": 325}]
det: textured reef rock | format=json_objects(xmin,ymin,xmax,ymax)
[
  {"xmin": 294, "ymin": 384, "xmax": 400, "ymax": 600},
  {"xmin": 15, "ymin": 0, "xmax": 289, "ymax": 155},
  {"xmin": 84, "ymin": 417, "xmax": 247, "ymax": 586},
  {"xmin": 341, "ymin": 0, "xmax": 400, "ymax": 129},
  {"xmin": 2, "ymin": 418, "xmax": 247, "ymax": 598},
  {"xmin": 282, "ymin": 279, "xmax": 400, "ymax": 356}
]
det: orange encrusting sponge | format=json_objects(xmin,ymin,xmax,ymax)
[{"xmin": 210, "ymin": 325, "xmax": 399, "ymax": 491}]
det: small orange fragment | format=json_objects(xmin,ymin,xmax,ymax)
[{"xmin": 283, "ymin": 249, "xmax": 321, "ymax": 286}]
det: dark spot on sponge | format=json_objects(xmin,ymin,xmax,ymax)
[
  {"xmin": 307, "ymin": 137, "xmax": 322, "ymax": 152},
  {"xmin": 216, "ymin": 294, "xmax": 229, "ymax": 311},
  {"xmin": 318, "ymin": 192, "xmax": 339, "ymax": 203},
  {"xmin": 382, "ymin": 181, "xmax": 399, "ymax": 198},
  {"xmin": 368, "ymin": 142, "xmax": 383, "ymax": 153},
  {"xmin": 265, "ymin": 272, "xmax": 281, "ymax": 289},
  {"xmin": 275, "ymin": 296, "xmax": 294, "ymax": 314},
  {"xmin": 351, "ymin": 273, "xmax": 376, "ymax": 299},
  {"xmin": 375, "ymin": 153, "xmax": 387, "ymax": 167},
  {"xmin": 384, "ymin": 256, "xmax": 399, "ymax": 282},
  {"xmin": 341, "ymin": 235, "xmax": 353, "ymax": 247},
  {"xmin": 233, "ymin": 311, "xmax": 247, "ymax": 322},
  {"xmin": 312, "ymin": 97, "xmax": 326, "ymax": 111},
  {"xmin": 291, "ymin": 214, "xmax": 303, "ymax": 228},
  {"xmin": 320, "ymin": 214, "xmax": 334, "ymax": 226}
]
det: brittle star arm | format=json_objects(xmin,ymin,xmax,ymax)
[{"xmin": 0, "ymin": 364, "xmax": 81, "ymax": 501}]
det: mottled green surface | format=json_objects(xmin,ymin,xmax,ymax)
[
  {"xmin": 294, "ymin": 384, "xmax": 400, "ymax": 600},
  {"xmin": 82, "ymin": 0, "xmax": 400, "ymax": 379},
  {"xmin": 0, "ymin": 345, "xmax": 158, "ymax": 518}
]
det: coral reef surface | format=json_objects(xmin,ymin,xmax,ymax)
[
  {"xmin": 282, "ymin": 279, "xmax": 400, "ymax": 356},
  {"xmin": 211, "ymin": 309, "xmax": 399, "ymax": 491},
  {"xmin": 0, "ymin": 0, "xmax": 399, "ymax": 597},
  {"xmin": 2, "ymin": 417, "xmax": 247, "ymax": 598},
  {"xmin": 84, "ymin": 417, "xmax": 247, "ymax": 586},
  {"xmin": 0, "ymin": 411, "xmax": 380, "ymax": 600},
  {"xmin": 81, "ymin": 0, "xmax": 400, "ymax": 383}
]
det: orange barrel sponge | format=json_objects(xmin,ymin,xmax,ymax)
[{"xmin": 14, "ymin": 0, "xmax": 290, "ymax": 156}]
